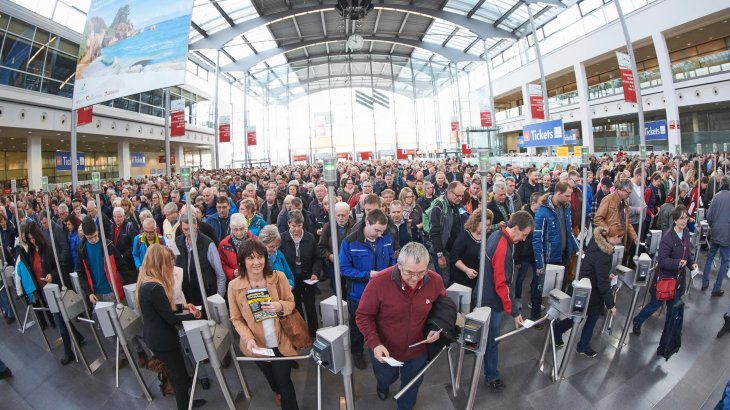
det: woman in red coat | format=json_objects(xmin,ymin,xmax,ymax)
[{"xmin": 218, "ymin": 213, "xmax": 253, "ymax": 282}]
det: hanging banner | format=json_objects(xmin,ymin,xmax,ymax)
[
  {"xmin": 396, "ymin": 149, "xmax": 408, "ymax": 160},
  {"xmin": 461, "ymin": 144, "xmax": 472, "ymax": 155},
  {"xmin": 73, "ymin": 0, "xmax": 194, "ymax": 109},
  {"xmin": 55, "ymin": 151, "xmax": 86, "ymax": 171},
  {"xmin": 479, "ymin": 105, "xmax": 492, "ymax": 127},
  {"xmin": 77, "ymin": 106, "xmax": 93, "ymax": 126},
  {"xmin": 131, "ymin": 152, "xmax": 146, "ymax": 167},
  {"xmin": 564, "ymin": 130, "xmax": 578, "ymax": 144},
  {"xmin": 573, "ymin": 146, "xmax": 582, "ymax": 157},
  {"xmin": 359, "ymin": 152, "xmax": 372, "ymax": 161},
  {"xmin": 293, "ymin": 155, "xmax": 308, "ymax": 161},
  {"xmin": 219, "ymin": 115, "xmax": 231, "ymax": 143},
  {"xmin": 337, "ymin": 152, "xmax": 352, "ymax": 160},
  {"xmin": 246, "ymin": 125, "xmax": 257, "ymax": 146},
  {"xmin": 450, "ymin": 116, "xmax": 459, "ymax": 132},
  {"xmin": 645, "ymin": 120, "xmax": 668, "ymax": 141},
  {"xmin": 616, "ymin": 52, "xmax": 637, "ymax": 103},
  {"xmin": 528, "ymin": 83, "xmax": 544, "ymax": 120},
  {"xmin": 314, "ymin": 112, "xmax": 332, "ymax": 148},
  {"xmin": 170, "ymin": 99, "xmax": 185, "ymax": 137},
  {"xmin": 521, "ymin": 119, "xmax": 564, "ymax": 148},
  {"xmin": 158, "ymin": 154, "xmax": 176, "ymax": 164}
]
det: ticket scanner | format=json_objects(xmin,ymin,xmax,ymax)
[
  {"xmin": 320, "ymin": 295, "xmax": 348, "ymax": 328},
  {"xmin": 462, "ymin": 307, "xmax": 491, "ymax": 354},
  {"xmin": 617, "ymin": 253, "xmax": 654, "ymax": 350},
  {"xmin": 123, "ymin": 284, "xmax": 138, "ymax": 313},
  {"xmin": 645, "ymin": 230, "xmax": 662, "ymax": 256},
  {"xmin": 313, "ymin": 325, "xmax": 349, "ymax": 374},
  {"xmin": 44, "ymin": 283, "xmax": 91, "ymax": 373},
  {"xmin": 541, "ymin": 264, "xmax": 566, "ymax": 297},
  {"xmin": 447, "ymin": 283, "xmax": 472, "ymax": 315}
]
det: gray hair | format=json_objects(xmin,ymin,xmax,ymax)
[
  {"xmin": 230, "ymin": 213, "xmax": 247, "ymax": 229},
  {"xmin": 617, "ymin": 180, "xmax": 633, "ymax": 192},
  {"xmin": 163, "ymin": 202, "xmax": 178, "ymax": 214},
  {"xmin": 258, "ymin": 225, "xmax": 281, "ymax": 245},
  {"xmin": 492, "ymin": 181, "xmax": 506, "ymax": 194},
  {"xmin": 423, "ymin": 181, "xmax": 433, "ymax": 189},
  {"xmin": 334, "ymin": 202, "xmax": 350, "ymax": 213},
  {"xmin": 113, "ymin": 206, "xmax": 125, "ymax": 216},
  {"xmin": 397, "ymin": 242, "xmax": 430, "ymax": 266},
  {"xmin": 678, "ymin": 181, "xmax": 690, "ymax": 194},
  {"xmin": 58, "ymin": 203, "xmax": 69, "ymax": 213},
  {"xmin": 722, "ymin": 176, "xmax": 730, "ymax": 188},
  {"xmin": 288, "ymin": 210, "xmax": 305, "ymax": 225},
  {"xmin": 139, "ymin": 209, "xmax": 153, "ymax": 220}
]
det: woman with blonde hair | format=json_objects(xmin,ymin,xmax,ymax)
[
  {"xmin": 136, "ymin": 244, "xmax": 203, "ymax": 409},
  {"xmin": 120, "ymin": 197, "xmax": 140, "ymax": 231}
]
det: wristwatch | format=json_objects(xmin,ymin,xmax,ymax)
[{"xmin": 437, "ymin": 252, "xmax": 444, "ymax": 258}]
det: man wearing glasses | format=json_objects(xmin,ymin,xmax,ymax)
[
  {"xmin": 356, "ymin": 242, "xmax": 447, "ymax": 408},
  {"xmin": 428, "ymin": 181, "xmax": 466, "ymax": 287},
  {"xmin": 595, "ymin": 180, "xmax": 639, "ymax": 265}
]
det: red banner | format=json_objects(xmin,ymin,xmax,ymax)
[
  {"xmin": 337, "ymin": 152, "xmax": 352, "ymax": 160},
  {"xmin": 529, "ymin": 95, "xmax": 544, "ymax": 120},
  {"xmin": 293, "ymin": 154, "xmax": 308, "ymax": 161},
  {"xmin": 359, "ymin": 152, "xmax": 372, "ymax": 161},
  {"xmin": 480, "ymin": 111, "xmax": 492, "ymax": 127},
  {"xmin": 450, "ymin": 115, "xmax": 459, "ymax": 131},
  {"xmin": 170, "ymin": 99, "xmax": 185, "ymax": 137},
  {"xmin": 461, "ymin": 144, "xmax": 472, "ymax": 155},
  {"xmin": 219, "ymin": 115, "xmax": 231, "ymax": 143},
  {"xmin": 396, "ymin": 149, "xmax": 408, "ymax": 160},
  {"xmin": 158, "ymin": 154, "xmax": 176, "ymax": 165},
  {"xmin": 77, "ymin": 106, "xmax": 92, "ymax": 126},
  {"xmin": 246, "ymin": 126, "xmax": 257, "ymax": 146},
  {"xmin": 669, "ymin": 120, "xmax": 680, "ymax": 130},
  {"xmin": 616, "ymin": 52, "xmax": 637, "ymax": 103}
]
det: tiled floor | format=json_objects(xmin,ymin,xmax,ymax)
[{"xmin": 1, "ymin": 250, "xmax": 729, "ymax": 409}]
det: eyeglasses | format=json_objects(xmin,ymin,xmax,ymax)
[{"xmin": 401, "ymin": 268, "xmax": 428, "ymax": 278}]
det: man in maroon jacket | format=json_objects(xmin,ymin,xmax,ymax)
[{"xmin": 356, "ymin": 242, "xmax": 447, "ymax": 410}]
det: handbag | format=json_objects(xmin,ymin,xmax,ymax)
[
  {"xmin": 656, "ymin": 237, "xmax": 686, "ymax": 302},
  {"xmin": 279, "ymin": 310, "xmax": 312, "ymax": 350}
]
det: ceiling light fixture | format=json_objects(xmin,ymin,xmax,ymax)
[{"xmin": 335, "ymin": 0, "xmax": 373, "ymax": 20}]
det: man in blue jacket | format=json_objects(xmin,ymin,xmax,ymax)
[
  {"xmin": 204, "ymin": 197, "xmax": 231, "ymax": 242},
  {"xmin": 339, "ymin": 209, "xmax": 396, "ymax": 370},
  {"xmin": 533, "ymin": 181, "xmax": 578, "ymax": 286}
]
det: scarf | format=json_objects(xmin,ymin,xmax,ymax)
[
  {"xmin": 231, "ymin": 234, "xmax": 243, "ymax": 251},
  {"xmin": 141, "ymin": 232, "xmax": 160, "ymax": 246}
]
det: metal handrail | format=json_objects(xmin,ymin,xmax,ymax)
[
  {"xmin": 236, "ymin": 351, "xmax": 313, "ymax": 362},
  {"xmin": 394, "ymin": 345, "xmax": 450, "ymax": 400},
  {"xmin": 494, "ymin": 315, "xmax": 549, "ymax": 342}
]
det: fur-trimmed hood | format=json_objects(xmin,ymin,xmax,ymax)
[{"xmin": 592, "ymin": 226, "xmax": 615, "ymax": 255}]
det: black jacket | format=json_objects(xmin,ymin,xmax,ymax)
[
  {"xmin": 112, "ymin": 219, "xmax": 138, "ymax": 274},
  {"xmin": 425, "ymin": 296, "xmax": 458, "ymax": 360},
  {"xmin": 280, "ymin": 230, "xmax": 322, "ymax": 278},
  {"xmin": 175, "ymin": 233, "xmax": 218, "ymax": 305},
  {"xmin": 579, "ymin": 227, "xmax": 616, "ymax": 315},
  {"xmin": 259, "ymin": 200, "xmax": 282, "ymax": 225},
  {"xmin": 138, "ymin": 282, "xmax": 194, "ymax": 352},
  {"xmin": 42, "ymin": 220, "xmax": 70, "ymax": 275}
]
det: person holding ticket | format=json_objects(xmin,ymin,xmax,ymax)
[
  {"xmin": 229, "ymin": 238, "xmax": 300, "ymax": 410},
  {"xmin": 355, "ymin": 242, "xmax": 447, "ymax": 410}
]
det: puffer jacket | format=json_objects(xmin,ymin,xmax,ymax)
[
  {"xmin": 480, "ymin": 228, "xmax": 518, "ymax": 316},
  {"xmin": 579, "ymin": 227, "xmax": 616, "ymax": 316},
  {"xmin": 339, "ymin": 225, "xmax": 396, "ymax": 303},
  {"xmin": 532, "ymin": 195, "xmax": 578, "ymax": 270}
]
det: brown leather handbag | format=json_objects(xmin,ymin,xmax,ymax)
[{"xmin": 279, "ymin": 310, "xmax": 312, "ymax": 350}]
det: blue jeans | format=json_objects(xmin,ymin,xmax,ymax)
[
  {"xmin": 370, "ymin": 351, "xmax": 427, "ymax": 410},
  {"xmin": 633, "ymin": 290, "xmax": 680, "ymax": 328},
  {"xmin": 726, "ymin": 303, "xmax": 730, "ymax": 317},
  {"xmin": 703, "ymin": 243, "xmax": 730, "ymax": 291},
  {"xmin": 430, "ymin": 252, "xmax": 450, "ymax": 287},
  {"xmin": 483, "ymin": 309, "xmax": 504, "ymax": 383},
  {"xmin": 0, "ymin": 278, "xmax": 13, "ymax": 318},
  {"xmin": 553, "ymin": 312, "xmax": 601, "ymax": 352}
]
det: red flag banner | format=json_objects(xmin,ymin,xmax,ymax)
[
  {"xmin": 528, "ymin": 83, "xmax": 544, "ymax": 120},
  {"xmin": 293, "ymin": 154, "xmax": 308, "ymax": 161},
  {"xmin": 450, "ymin": 115, "xmax": 459, "ymax": 132},
  {"xmin": 77, "ymin": 106, "xmax": 93, "ymax": 126},
  {"xmin": 219, "ymin": 115, "xmax": 231, "ymax": 143},
  {"xmin": 616, "ymin": 52, "xmax": 637, "ymax": 103},
  {"xmin": 246, "ymin": 125, "xmax": 257, "ymax": 146},
  {"xmin": 396, "ymin": 149, "xmax": 408, "ymax": 160},
  {"xmin": 359, "ymin": 152, "xmax": 372, "ymax": 161},
  {"xmin": 170, "ymin": 99, "xmax": 185, "ymax": 137},
  {"xmin": 461, "ymin": 144, "xmax": 472, "ymax": 155},
  {"xmin": 479, "ymin": 109, "xmax": 492, "ymax": 127}
]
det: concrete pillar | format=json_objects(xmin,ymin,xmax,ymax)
[
  {"xmin": 117, "ymin": 141, "xmax": 130, "ymax": 180},
  {"xmin": 521, "ymin": 83, "xmax": 538, "ymax": 155},
  {"xmin": 574, "ymin": 62, "xmax": 595, "ymax": 154},
  {"xmin": 27, "ymin": 135, "xmax": 42, "ymax": 190},
  {"xmin": 652, "ymin": 32, "xmax": 681, "ymax": 154},
  {"xmin": 176, "ymin": 143, "xmax": 185, "ymax": 170},
  {"xmin": 691, "ymin": 112, "xmax": 699, "ymax": 132}
]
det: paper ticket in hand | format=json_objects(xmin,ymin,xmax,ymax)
[
  {"xmin": 522, "ymin": 319, "xmax": 536, "ymax": 329},
  {"xmin": 383, "ymin": 357, "xmax": 403, "ymax": 367},
  {"xmin": 252, "ymin": 347, "xmax": 275, "ymax": 357},
  {"xmin": 691, "ymin": 268, "xmax": 701, "ymax": 278},
  {"xmin": 304, "ymin": 279, "xmax": 319, "ymax": 285}
]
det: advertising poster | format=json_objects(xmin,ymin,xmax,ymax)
[
  {"xmin": 616, "ymin": 52, "xmax": 637, "ymax": 103},
  {"xmin": 219, "ymin": 115, "xmax": 231, "ymax": 143},
  {"xmin": 131, "ymin": 152, "xmax": 145, "ymax": 167},
  {"xmin": 55, "ymin": 151, "xmax": 86, "ymax": 171},
  {"xmin": 77, "ymin": 106, "xmax": 93, "ymax": 125},
  {"xmin": 521, "ymin": 119, "xmax": 564, "ymax": 148},
  {"xmin": 246, "ymin": 125, "xmax": 257, "ymax": 146},
  {"xmin": 170, "ymin": 99, "xmax": 185, "ymax": 137},
  {"xmin": 73, "ymin": 0, "xmax": 195, "ymax": 108},
  {"xmin": 528, "ymin": 83, "xmax": 544, "ymax": 120}
]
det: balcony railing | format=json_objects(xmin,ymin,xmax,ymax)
[
  {"xmin": 548, "ymin": 90, "xmax": 579, "ymax": 108},
  {"xmin": 673, "ymin": 49, "xmax": 730, "ymax": 81},
  {"xmin": 587, "ymin": 68, "xmax": 661, "ymax": 100},
  {"xmin": 495, "ymin": 105, "xmax": 524, "ymax": 121}
]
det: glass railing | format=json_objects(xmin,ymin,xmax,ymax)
[
  {"xmin": 548, "ymin": 90, "xmax": 579, "ymax": 108},
  {"xmin": 587, "ymin": 68, "xmax": 662, "ymax": 100},
  {"xmin": 673, "ymin": 50, "xmax": 730, "ymax": 81},
  {"xmin": 495, "ymin": 105, "xmax": 523, "ymax": 121}
]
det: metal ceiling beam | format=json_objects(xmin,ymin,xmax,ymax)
[
  {"xmin": 442, "ymin": 27, "xmax": 459, "ymax": 47},
  {"xmin": 221, "ymin": 36, "xmax": 483, "ymax": 73},
  {"xmin": 268, "ymin": 82, "xmax": 422, "ymax": 101},
  {"xmin": 190, "ymin": 4, "xmax": 516, "ymax": 51},
  {"xmin": 494, "ymin": 2, "xmax": 522, "ymax": 27}
]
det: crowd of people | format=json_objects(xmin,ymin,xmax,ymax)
[{"xmin": 0, "ymin": 148, "xmax": 729, "ymax": 409}]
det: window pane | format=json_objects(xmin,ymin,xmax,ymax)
[
  {"xmin": 56, "ymin": 37, "xmax": 78, "ymax": 56},
  {"xmin": 1, "ymin": 33, "xmax": 31, "ymax": 70},
  {"xmin": 6, "ymin": 17, "xmax": 34, "ymax": 38},
  {"xmin": 26, "ymin": 42, "xmax": 45, "ymax": 74},
  {"xmin": 44, "ymin": 49, "xmax": 76, "ymax": 80}
]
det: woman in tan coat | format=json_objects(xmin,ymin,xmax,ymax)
[{"xmin": 228, "ymin": 238, "xmax": 299, "ymax": 410}]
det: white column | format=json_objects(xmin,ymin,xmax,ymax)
[
  {"xmin": 176, "ymin": 143, "xmax": 185, "ymax": 170},
  {"xmin": 117, "ymin": 141, "xmax": 130, "ymax": 180},
  {"xmin": 521, "ymin": 83, "xmax": 537, "ymax": 155},
  {"xmin": 652, "ymin": 32, "xmax": 681, "ymax": 154},
  {"xmin": 574, "ymin": 62, "xmax": 595, "ymax": 154},
  {"xmin": 27, "ymin": 135, "xmax": 42, "ymax": 190}
]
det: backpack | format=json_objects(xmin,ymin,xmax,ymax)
[{"xmin": 422, "ymin": 195, "xmax": 447, "ymax": 234}]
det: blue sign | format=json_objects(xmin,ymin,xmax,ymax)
[
  {"xmin": 645, "ymin": 120, "xmax": 667, "ymax": 141},
  {"xmin": 522, "ymin": 119, "xmax": 564, "ymax": 148},
  {"xmin": 517, "ymin": 136, "xmax": 524, "ymax": 147},
  {"xmin": 131, "ymin": 152, "xmax": 146, "ymax": 167},
  {"xmin": 55, "ymin": 151, "xmax": 86, "ymax": 171},
  {"xmin": 564, "ymin": 130, "xmax": 577, "ymax": 144}
]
